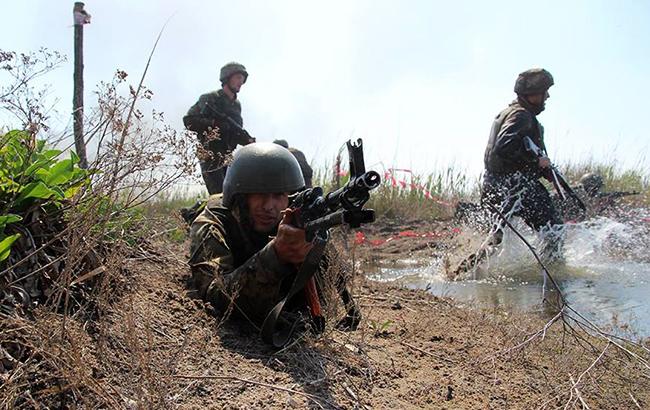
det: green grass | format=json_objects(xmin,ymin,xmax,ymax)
[
  {"xmin": 561, "ymin": 158, "xmax": 649, "ymax": 194},
  {"xmin": 315, "ymin": 156, "xmax": 649, "ymax": 221},
  {"xmin": 558, "ymin": 157, "xmax": 650, "ymax": 208},
  {"xmin": 133, "ymin": 185, "xmax": 206, "ymax": 243},
  {"xmin": 142, "ymin": 158, "xmax": 649, "ymax": 223},
  {"xmin": 314, "ymin": 163, "xmax": 479, "ymax": 220},
  {"xmin": 142, "ymin": 185, "xmax": 206, "ymax": 217}
]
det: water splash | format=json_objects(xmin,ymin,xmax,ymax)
[{"xmin": 362, "ymin": 210, "xmax": 650, "ymax": 337}]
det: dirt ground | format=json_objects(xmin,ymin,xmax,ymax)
[
  {"xmin": 350, "ymin": 216, "xmax": 487, "ymax": 279},
  {"xmin": 2, "ymin": 221, "xmax": 649, "ymax": 409}
]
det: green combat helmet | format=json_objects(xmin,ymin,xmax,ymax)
[
  {"xmin": 222, "ymin": 143, "xmax": 305, "ymax": 208},
  {"xmin": 220, "ymin": 62, "xmax": 248, "ymax": 84},
  {"xmin": 514, "ymin": 68, "xmax": 554, "ymax": 95},
  {"xmin": 579, "ymin": 173, "xmax": 604, "ymax": 197}
]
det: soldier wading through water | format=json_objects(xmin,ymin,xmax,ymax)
[
  {"xmin": 457, "ymin": 69, "xmax": 565, "ymax": 274},
  {"xmin": 482, "ymin": 68, "xmax": 564, "ymax": 259},
  {"xmin": 188, "ymin": 143, "xmax": 361, "ymax": 343},
  {"xmin": 183, "ymin": 62, "xmax": 255, "ymax": 194}
]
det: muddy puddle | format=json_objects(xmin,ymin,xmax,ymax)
[{"xmin": 361, "ymin": 213, "xmax": 650, "ymax": 338}]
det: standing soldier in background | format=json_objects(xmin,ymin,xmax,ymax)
[
  {"xmin": 184, "ymin": 62, "xmax": 255, "ymax": 194},
  {"xmin": 273, "ymin": 139, "xmax": 314, "ymax": 188},
  {"xmin": 481, "ymin": 68, "xmax": 564, "ymax": 260}
]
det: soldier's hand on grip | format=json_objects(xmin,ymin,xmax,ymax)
[
  {"xmin": 273, "ymin": 208, "xmax": 313, "ymax": 265},
  {"xmin": 538, "ymin": 156, "xmax": 551, "ymax": 168}
]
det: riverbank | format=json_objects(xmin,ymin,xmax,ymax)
[{"xmin": 2, "ymin": 233, "xmax": 648, "ymax": 409}]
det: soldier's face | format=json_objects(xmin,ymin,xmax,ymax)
[
  {"xmin": 527, "ymin": 91, "xmax": 550, "ymax": 108},
  {"xmin": 246, "ymin": 192, "xmax": 289, "ymax": 232},
  {"xmin": 227, "ymin": 73, "xmax": 246, "ymax": 93}
]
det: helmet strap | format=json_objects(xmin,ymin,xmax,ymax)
[{"xmin": 232, "ymin": 195, "xmax": 252, "ymax": 229}]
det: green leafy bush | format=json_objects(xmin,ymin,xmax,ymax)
[{"xmin": 1, "ymin": 130, "xmax": 91, "ymax": 312}]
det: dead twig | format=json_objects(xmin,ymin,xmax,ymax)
[
  {"xmin": 543, "ymin": 342, "xmax": 608, "ymax": 410},
  {"xmin": 400, "ymin": 341, "xmax": 456, "ymax": 364},
  {"xmin": 629, "ymin": 392, "xmax": 642, "ymax": 409},
  {"xmin": 568, "ymin": 374, "xmax": 590, "ymax": 409},
  {"xmin": 485, "ymin": 203, "xmax": 565, "ymax": 305}
]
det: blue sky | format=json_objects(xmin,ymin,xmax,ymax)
[{"xmin": 2, "ymin": 0, "xmax": 649, "ymax": 179}]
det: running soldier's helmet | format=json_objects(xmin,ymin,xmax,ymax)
[
  {"xmin": 222, "ymin": 143, "xmax": 305, "ymax": 208},
  {"xmin": 579, "ymin": 173, "xmax": 604, "ymax": 197},
  {"xmin": 220, "ymin": 62, "xmax": 248, "ymax": 84},
  {"xmin": 514, "ymin": 68, "xmax": 554, "ymax": 95}
]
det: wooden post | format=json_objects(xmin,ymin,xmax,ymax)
[{"xmin": 73, "ymin": 2, "xmax": 90, "ymax": 168}]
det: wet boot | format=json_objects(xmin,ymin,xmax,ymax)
[{"xmin": 452, "ymin": 229, "xmax": 504, "ymax": 278}]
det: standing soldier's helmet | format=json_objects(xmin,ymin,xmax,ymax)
[
  {"xmin": 579, "ymin": 173, "xmax": 604, "ymax": 197},
  {"xmin": 220, "ymin": 62, "xmax": 248, "ymax": 84},
  {"xmin": 514, "ymin": 68, "xmax": 554, "ymax": 95},
  {"xmin": 222, "ymin": 143, "xmax": 305, "ymax": 208}
]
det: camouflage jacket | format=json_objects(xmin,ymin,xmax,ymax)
[
  {"xmin": 188, "ymin": 197, "xmax": 300, "ymax": 323},
  {"xmin": 183, "ymin": 90, "xmax": 247, "ymax": 153},
  {"xmin": 484, "ymin": 98, "xmax": 547, "ymax": 176}
]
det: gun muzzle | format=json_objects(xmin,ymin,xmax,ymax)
[{"xmin": 356, "ymin": 170, "xmax": 381, "ymax": 190}]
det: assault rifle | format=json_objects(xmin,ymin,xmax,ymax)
[
  {"xmin": 523, "ymin": 136, "xmax": 586, "ymax": 211},
  {"xmin": 261, "ymin": 138, "xmax": 381, "ymax": 347},
  {"xmin": 290, "ymin": 141, "xmax": 380, "ymax": 241},
  {"xmin": 204, "ymin": 104, "xmax": 256, "ymax": 145},
  {"xmin": 595, "ymin": 190, "xmax": 640, "ymax": 200}
]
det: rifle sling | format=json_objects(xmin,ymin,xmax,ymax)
[
  {"xmin": 261, "ymin": 236, "xmax": 328, "ymax": 348},
  {"xmin": 541, "ymin": 146, "xmax": 586, "ymax": 212}
]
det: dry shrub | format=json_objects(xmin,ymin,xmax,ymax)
[{"xmin": 0, "ymin": 46, "xmax": 197, "ymax": 408}]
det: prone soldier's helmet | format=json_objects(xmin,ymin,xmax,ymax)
[
  {"xmin": 222, "ymin": 143, "xmax": 305, "ymax": 208},
  {"xmin": 220, "ymin": 62, "xmax": 248, "ymax": 84},
  {"xmin": 579, "ymin": 173, "xmax": 604, "ymax": 197},
  {"xmin": 514, "ymin": 68, "xmax": 554, "ymax": 96}
]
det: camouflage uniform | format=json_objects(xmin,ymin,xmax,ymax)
[
  {"xmin": 184, "ymin": 90, "xmax": 248, "ymax": 194},
  {"xmin": 482, "ymin": 97, "xmax": 563, "ymax": 232},
  {"xmin": 189, "ymin": 196, "xmax": 361, "ymax": 328},
  {"xmin": 481, "ymin": 69, "xmax": 563, "ymax": 256},
  {"xmin": 189, "ymin": 196, "xmax": 305, "ymax": 322},
  {"xmin": 189, "ymin": 143, "xmax": 360, "ymax": 333}
]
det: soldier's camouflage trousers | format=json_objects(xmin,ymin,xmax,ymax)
[
  {"xmin": 200, "ymin": 160, "xmax": 227, "ymax": 195},
  {"xmin": 481, "ymin": 171, "xmax": 565, "ymax": 259}
]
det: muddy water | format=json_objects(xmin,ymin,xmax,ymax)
[{"xmin": 362, "ymin": 212, "xmax": 650, "ymax": 338}]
